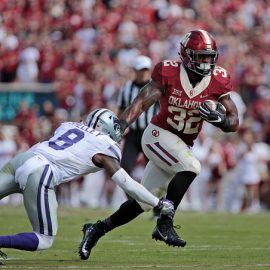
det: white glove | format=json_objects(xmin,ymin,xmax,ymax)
[{"xmin": 154, "ymin": 197, "xmax": 175, "ymax": 219}]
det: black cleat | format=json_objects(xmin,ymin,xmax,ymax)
[
  {"xmin": 152, "ymin": 218, "xmax": 187, "ymax": 247},
  {"xmin": 79, "ymin": 222, "xmax": 106, "ymax": 260}
]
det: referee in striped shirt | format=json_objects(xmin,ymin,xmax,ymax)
[{"xmin": 117, "ymin": 55, "xmax": 159, "ymax": 177}]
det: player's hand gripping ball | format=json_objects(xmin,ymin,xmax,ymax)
[{"xmin": 199, "ymin": 100, "xmax": 226, "ymax": 126}]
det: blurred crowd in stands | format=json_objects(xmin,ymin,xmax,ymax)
[{"xmin": 0, "ymin": 0, "xmax": 270, "ymax": 213}]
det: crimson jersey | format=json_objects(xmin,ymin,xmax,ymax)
[{"xmin": 151, "ymin": 60, "xmax": 232, "ymax": 146}]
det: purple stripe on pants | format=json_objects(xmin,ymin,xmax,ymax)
[
  {"xmin": 37, "ymin": 165, "xmax": 49, "ymax": 234},
  {"xmin": 44, "ymin": 171, "xmax": 53, "ymax": 236}
]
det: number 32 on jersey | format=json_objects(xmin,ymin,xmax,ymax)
[{"xmin": 167, "ymin": 107, "xmax": 201, "ymax": 134}]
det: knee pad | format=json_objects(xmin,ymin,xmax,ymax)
[{"xmin": 34, "ymin": 232, "xmax": 55, "ymax": 250}]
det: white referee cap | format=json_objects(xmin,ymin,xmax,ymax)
[{"xmin": 133, "ymin": 55, "xmax": 152, "ymax": 70}]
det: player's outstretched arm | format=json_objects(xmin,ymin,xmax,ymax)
[
  {"xmin": 93, "ymin": 153, "xmax": 159, "ymax": 207},
  {"xmin": 119, "ymin": 80, "xmax": 163, "ymax": 133}
]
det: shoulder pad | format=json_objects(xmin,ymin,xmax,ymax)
[
  {"xmin": 152, "ymin": 60, "xmax": 180, "ymax": 84},
  {"xmin": 211, "ymin": 66, "xmax": 233, "ymax": 97}
]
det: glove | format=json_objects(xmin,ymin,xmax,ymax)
[
  {"xmin": 154, "ymin": 197, "xmax": 175, "ymax": 219},
  {"xmin": 199, "ymin": 101, "xmax": 226, "ymax": 127}
]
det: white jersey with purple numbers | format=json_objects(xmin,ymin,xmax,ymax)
[{"xmin": 32, "ymin": 122, "xmax": 121, "ymax": 185}]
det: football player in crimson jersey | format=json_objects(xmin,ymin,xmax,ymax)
[{"xmin": 79, "ymin": 30, "xmax": 239, "ymax": 259}]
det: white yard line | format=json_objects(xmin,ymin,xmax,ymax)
[{"xmin": 1, "ymin": 264, "xmax": 270, "ymax": 269}]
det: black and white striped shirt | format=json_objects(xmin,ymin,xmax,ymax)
[{"xmin": 117, "ymin": 80, "xmax": 160, "ymax": 131}]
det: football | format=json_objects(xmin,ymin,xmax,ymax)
[{"xmin": 203, "ymin": 100, "xmax": 226, "ymax": 114}]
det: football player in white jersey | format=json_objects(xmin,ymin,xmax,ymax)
[{"xmin": 0, "ymin": 108, "xmax": 174, "ymax": 258}]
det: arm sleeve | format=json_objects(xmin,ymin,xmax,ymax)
[{"xmin": 111, "ymin": 168, "xmax": 159, "ymax": 207}]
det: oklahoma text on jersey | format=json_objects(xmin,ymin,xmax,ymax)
[{"xmin": 151, "ymin": 60, "xmax": 232, "ymax": 146}]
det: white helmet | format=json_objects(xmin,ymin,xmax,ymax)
[{"xmin": 85, "ymin": 108, "xmax": 122, "ymax": 143}]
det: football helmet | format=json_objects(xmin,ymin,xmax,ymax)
[
  {"xmin": 179, "ymin": 29, "xmax": 218, "ymax": 76},
  {"xmin": 85, "ymin": 108, "xmax": 122, "ymax": 143}
]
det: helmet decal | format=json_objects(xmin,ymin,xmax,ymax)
[{"xmin": 113, "ymin": 117, "xmax": 121, "ymax": 133}]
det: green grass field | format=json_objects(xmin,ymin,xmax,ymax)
[{"xmin": 0, "ymin": 206, "xmax": 270, "ymax": 270}]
